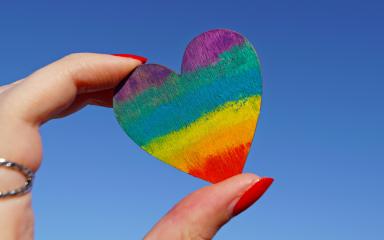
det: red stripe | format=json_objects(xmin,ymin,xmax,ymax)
[{"xmin": 188, "ymin": 142, "xmax": 252, "ymax": 183}]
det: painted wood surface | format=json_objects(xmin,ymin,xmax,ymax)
[{"xmin": 113, "ymin": 29, "xmax": 262, "ymax": 183}]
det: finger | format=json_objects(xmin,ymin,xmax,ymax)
[
  {"xmin": 52, "ymin": 89, "xmax": 114, "ymax": 118},
  {"xmin": 0, "ymin": 79, "xmax": 23, "ymax": 95},
  {"xmin": 145, "ymin": 174, "xmax": 274, "ymax": 240},
  {"xmin": 0, "ymin": 85, "xmax": 12, "ymax": 95},
  {"xmin": 0, "ymin": 53, "xmax": 143, "ymax": 125}
]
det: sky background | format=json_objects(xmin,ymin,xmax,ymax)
[{"xmin": 1, "ymin": 0, "xmax": 383, "ymax": 239}]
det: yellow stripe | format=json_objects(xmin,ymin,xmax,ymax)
[{"xmin": 142, "ymin": 96, "xmax": 261, "ymax": 171}]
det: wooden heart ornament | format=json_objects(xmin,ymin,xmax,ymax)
[{"xmin": 113, "ymin": 29, "xmax": 262, "ymax": 183}]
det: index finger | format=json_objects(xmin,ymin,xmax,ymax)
[{"xmin": 0, "ymin": 53, "xmax": 144, "ymax": 125}]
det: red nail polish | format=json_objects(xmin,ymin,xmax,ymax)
[
  {"xmin": 112, "ymin": 54, "xmax": 147, "ymax": 64},
  {"xmin": 232, "ymin": 177, "xmax": 274, "ymax": 216}
]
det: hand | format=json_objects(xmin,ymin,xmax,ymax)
[{"xmin": 0, "ymin": 53, "xmax": 273, "ymax": 239}]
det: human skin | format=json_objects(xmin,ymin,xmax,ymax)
[{"xmin": 0, "ymin": 53, "xmax": 272, "ymax": 239}]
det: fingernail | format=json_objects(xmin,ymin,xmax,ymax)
[
  {"xmin": 232, "ymin": 177, "xmax": 274, "ymax": 216},
  {"xmin": 112, "ymin": 54, "xmax": 147, "ymax": 64}
]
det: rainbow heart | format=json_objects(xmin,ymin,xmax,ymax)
[{"xmin": 113, "ymin": 29, "xmax": 262, "ymax": 183}]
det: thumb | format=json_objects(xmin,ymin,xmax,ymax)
[{"xmin": 145, "ymin": 174, "xmax": 274, "ymax": 240}]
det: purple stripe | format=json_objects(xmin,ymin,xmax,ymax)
[
  {"xmin": 181, "ymin": 29, "xmax": 245, "ymax": 73},
  {"xmin": 115, "ymin": 64, "xmax": 173, "ymax": 102}
]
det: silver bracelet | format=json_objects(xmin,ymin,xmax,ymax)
[{"xmin": 0, "ymin": 158, "xmax": 35, "ymax": 199}]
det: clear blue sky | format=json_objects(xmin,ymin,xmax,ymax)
[{"xmin": 1, "ymin": 0, "xmax": 383, "ymax": 239}]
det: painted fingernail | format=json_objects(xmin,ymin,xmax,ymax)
[
  {"xmin": 112, "ymin": 54, "xmax": 148, "ymax": 64},
  {"xmin": 232, "ymin": 177, "xmax": 274, "ymax": 216}
]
